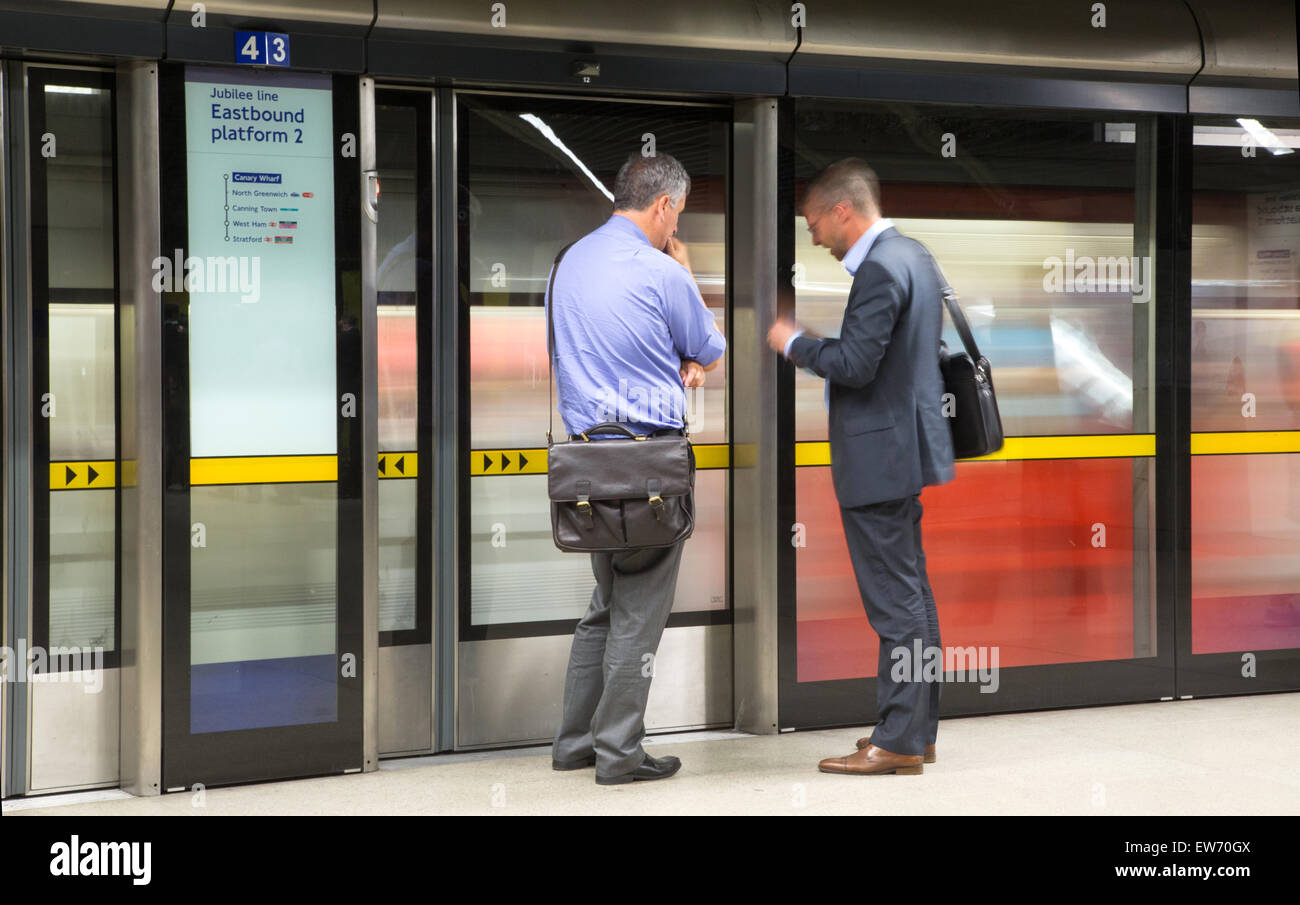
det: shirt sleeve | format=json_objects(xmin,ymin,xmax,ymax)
[
  {"xmin": 783, "ymin": 329, "xmax": 805, "ymax": 358},
  {"xmin": 661, "ymin": 261, "xmax": 726, "ymax": 367}
]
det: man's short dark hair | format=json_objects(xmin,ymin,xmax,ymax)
[
  {"xmin": 804, "ymin": 158, "xmax": 881, "ymax": 217},
  {"xmin": 613, "ymin": 153, "xmax": 691, "ymax": 212}
]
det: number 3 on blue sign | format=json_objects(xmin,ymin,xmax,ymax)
[{"xmin": 235, "ymin": 31, "xmax": 290, "ymax": 67}]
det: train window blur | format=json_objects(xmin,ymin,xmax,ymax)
[
  {"xmin": 1190, "ymin": 116, "xmax": 1300, "ymax": 654},
  {"xmin": 458, "ymin": 93, "xmax": 729, "ymax": 627},
  {"xmin": 37, "ymin": 76, "xmax": 118, "ymax": 655},
  {"xmin": 792, "ymin": 101, "xmax": 1157, "ymax": 681},
  {"xmin": 376, "ymin": 99, "xmax": 420, "ymax": 635},
  {"xmin": 794, "ymin": 103, "xmax": 1153, "ymax": 441}
]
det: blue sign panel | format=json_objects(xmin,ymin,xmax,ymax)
[{"xmin": 235, "ymin": 31, "xmax": 291, "ymax": 67}]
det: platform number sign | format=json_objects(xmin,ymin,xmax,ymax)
[{"xmin": 235, "ymin": 31, "xmax": 290, "ymax": 67}]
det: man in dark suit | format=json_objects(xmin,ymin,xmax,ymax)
[{"xmin": 767, "ymin": 158, "xmax": 956, "ymax": 775}]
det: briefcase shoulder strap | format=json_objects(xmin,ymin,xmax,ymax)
[
  {"xmin": 546, "ymin": 241, "xmax": 579, "ymax": 446},
  {"xmin": 930, "ymin": 256, "xmax": 984, "ymax": 363}
]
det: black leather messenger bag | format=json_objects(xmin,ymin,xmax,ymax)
[
  {"xmin": 544, "ymin": 243, "xmax": 696, "ymax": 553},
  {"xmin": 934, "ymin": 262, "xmax": 1005, "ymax": 459}
]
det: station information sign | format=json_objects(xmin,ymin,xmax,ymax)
[{"xmin": 183, "ymin": 67, "xmax": 337, "ymax": 458}]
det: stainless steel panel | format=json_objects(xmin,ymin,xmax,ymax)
[
  {"xmin": 116, "ymin": 59, "xmax": 163, "ymax": 797},
  {"xmin": 360, "ymin": 76, "xmax": 381, "ymax": 773},
  {"xmin": 457, "ymin": 624, "xmax": 732, "ymax": 748},
  {"xmin": 164, "ymin": 0, "xmax": 372, "ymax": 26},
  {"xmin": 29, "ymin": 668, "xmax": 119, "ymax": 792},
  {"xmin": 10, "ymin": 0, "xmax": 169, "ymax": 10},
  {"xmin": 731, "ymin": 98, "xmax": 780, "ymax": 735},
  {"xmin": 378, "ymin": 643, "xmax": 433, "ymax": 755},
  {"xmin": 798, "ymin": 0, "xmax": 1200, "ymax": 75},
  {"xmin": 375, "ymin": 0, "xmax": 794, "ymax": 56},
  {"xmin": 435, "ymin": 86, "xmax": 455, "ymax": 753},
  {"xmin": 4, "ymin": 60, "xmax": 33, "ymax": 798},
  {"xmin": 1, "ymin": 60, "xmax": 9, "ymax": 801},
  {"xmin": 1188, "ymin": 0, "xmax": 1298, "ymax": 81}
]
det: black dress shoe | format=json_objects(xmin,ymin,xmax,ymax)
[
  {"xmin": 552, "ymin": 754, "xmax": 596, "ymax": 771},
  {"xmin": 595, "ymin": 752, "xmax": 682, "ymax": 785}
]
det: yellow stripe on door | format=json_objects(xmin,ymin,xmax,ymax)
[
  {"xmin": 190, "ymin": 455, "xmax": 337, "ymax": 486},
  {"xmin": 1190, "ymin": 431, "xmax": 1300, "ymax": 455},
  {"xmin": 49, "ymin": 460, "xmax": 116, "ymax": 490},
  {"xmin": 68, "ymin": 432, "xmax": 1300, "ymax": 489},
  {"xmin": 795, "ymin": 433, "xmax": 1156, "ymax": 466}
]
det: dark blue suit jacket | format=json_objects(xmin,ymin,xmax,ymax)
[{"xmin": 789, "ymin": 227, "xmax": 956, "ymax": 508}]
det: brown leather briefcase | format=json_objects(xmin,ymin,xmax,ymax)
[{"xmin": 544, "ymin": 243, "xmax": 696, "ymax": 553}]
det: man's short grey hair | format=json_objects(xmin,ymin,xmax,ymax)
[
  {"xmin": 613, "ymin": 153, "xmax": 691, "ymax": 211},
  {"xmin": 805, "ymin": 157, "xmax": 881, "ymax": 217}
]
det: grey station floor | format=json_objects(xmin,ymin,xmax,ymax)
[{"xmin": 6, "ymin": 692, "xmax": 1299, "ymax": 816}]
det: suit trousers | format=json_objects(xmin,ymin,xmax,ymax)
[
  {"xmin": 552, "ymin": 538, "xmax": 686, "ymax": 776},
  {"xmin": 838, "ymin": 493, "xmax": 941, "ymax": 757}
]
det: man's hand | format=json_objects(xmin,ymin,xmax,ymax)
[
  {"xmin": 664, "ymin": 236, "xmax": 692, "ymax": 274},
  {"xmin": 680, "ymin": 359, "xmax": 707, "ymax": 388},
  {"xmin": 767, "ymin": 319, "xmax": 801, "ymax": 355}
]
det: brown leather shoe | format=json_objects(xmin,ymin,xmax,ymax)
[
  {"xmin": 819, "ymin": 744, "xmax": 923, "ymax": 775},
  {"xmin": 856, "ymin": 737, "xmax": 937, "ymax": 764}
]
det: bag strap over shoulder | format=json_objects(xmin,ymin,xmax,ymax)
[
  {"xmin": 546, "ymin": 241, "xmax": 578, "ymax": 445},
  {"xmin": 930, "ymin": 257, "xmax": 984, "ymax": 363}
]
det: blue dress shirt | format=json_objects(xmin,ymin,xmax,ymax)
[
  {"xmin": 546, "ymin": 214, "xmax": 727, "ymax": 437},
  {"xmin": 785, "ymin": 218, "xmax": 895, "ymax": 408}
]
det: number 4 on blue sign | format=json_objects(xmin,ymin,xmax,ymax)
[{"xmin": 235, "ymin": 31, "xmax": 290, "ymax": 67}]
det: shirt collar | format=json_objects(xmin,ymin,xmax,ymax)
[
  {"xmin": 606, "ymin": 213, "xmax": 654, "ymax": 247},
  {"xmin": 843, "ymin": 217, "xmax": 895, "ymax": 276}
]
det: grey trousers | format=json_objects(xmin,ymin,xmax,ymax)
[
  {"xmin": 552, "ymin": 539, "xmax": 686, "ymax": 776},
  {"xmin": 838, "ymin": 493, "xmax": 941, "ymax": 757}
]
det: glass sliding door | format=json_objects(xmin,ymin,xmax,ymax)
[
  {"xmin": 375, "ymin": 86, "xmax": 435, "ymax": 755},
  {"xmin": 26, "ymin": 66, "xmax": 120, "ymax": 792},
  {"xmin": 454, "ymin": 92, "xmax": 732, "ymax": 747},
  {"xmin": 782, "ymin": 101, "xmax": 1170, "ymax": 725},
  {"xmin": 1186, "ymin": 114, "xmax": 1300, "ymax": 693}
]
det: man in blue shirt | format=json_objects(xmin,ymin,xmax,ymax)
[{"xmin": 549, "ymin": 152, "xmax": 726, "ymax": 785}]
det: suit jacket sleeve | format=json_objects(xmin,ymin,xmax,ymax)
[{"xmin": 787, "ymin": 260, "xmax": 904, "ymax": 389}]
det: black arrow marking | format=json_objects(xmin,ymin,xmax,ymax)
[
  {"xmin": 65, "ymin": 465, "xmax": 76, "ymax": 485},
  {"xmin": 394, "ymin": 455, "xmax": 405, "ymax": 475},
  {"xmin": 483, "ymin": 453, "xmax": 494, "ymax": 471},
  {"xmin": 502, "ymin": 453, "xmax": 512, "ymax": 471},
  {"xmin": 87, "ymin": 465, "xmax": 99, "ymax": 484},
  {"xmin": 519, "ymin": 453, "xmax": 528, "ymax": 470}
]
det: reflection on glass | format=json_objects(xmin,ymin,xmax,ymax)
[
  {"xmin": 797, "ymin": 459, "xmax": 1151, "ymax": 681},
  {"xmin": 376, "ymin": 101, "xmax": 423, "ymax": 635},
  {"xmin": 190, "ymin": 484, "xmax": 338, "ymax": 732},
  {"xmin": 793, "ymin": 104, "xmax": 1149, "ymax": 440},
  {"xmin": 1191, "ymin": 117, "xmax": 1300, "ymax": 655},
  {"xmin": 471, "ymin": 472, "xmax": 727, "ymax": 624},
  {"xmin": 791, "ymin": 102, "xmax": 1157, "ymax": 683},
  {"xmin": 460, "ymin": 94, "xmax": 730, "ymax": 625},
  {"xmin": 1192, "ymin": 454, "xmax": 1300, "ymax": 653},
  {"xmin": 48, "ymin": 490, "xmax": 115, "ymax": 651},
  {"xmin": 42, "ymin": 81, "xmax": 117, "ymax": 655},
  {"xmin": 1192, "ymin": 118, "xmax": 1300, "ymax": 432}
]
